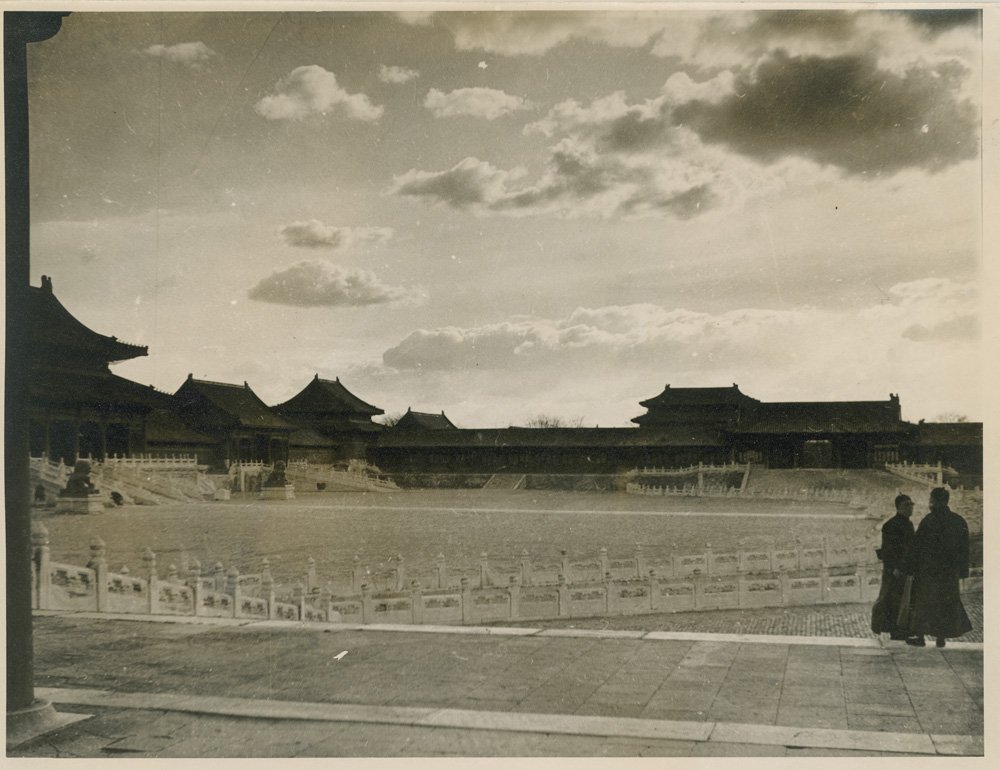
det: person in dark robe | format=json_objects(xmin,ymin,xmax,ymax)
[
  {"xmin": 903, "ymin": 487, "xmax": 973, "ymax": 648},
  {"xmin": 871, "ymin": 494, "xmax": 916, "ymax": 640}
]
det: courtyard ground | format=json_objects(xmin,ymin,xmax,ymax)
[
  {"xmin": 35, "ymin": 489, "xmax": 885, "ymax": 591},
  {"xmin": 17, "ymin": 489, "xmax": 983, "ymax": 758},
  {"xmin": 11, "ymin": 609, "xmax": 984, "ymax": 758}
]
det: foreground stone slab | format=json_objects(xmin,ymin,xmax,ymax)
[
  {"xmin": 418, "ymin": 708, "xmax": 714, "ymax": 742},
  {"xmin": 710, "ymin": 722, "xmax": 937, "ymax": 754},
  {"xmin": 931, "ymin": 734, "xmax": 984, "ymax": 756},
  {"xmin": 644, "ymin": 630, "xmax": 879, "ymax": 647},
  {"xmin": 35, "ymin": 686, "xmax": 983, "ymax": 756},
  {"xmin": 538, "ymin": 629, "xmax": 646, "ymax": 639}
]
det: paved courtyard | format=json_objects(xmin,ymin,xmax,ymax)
[{"xmin": 10, "ymin": 611, "xmax": 984, "ymax": 758}]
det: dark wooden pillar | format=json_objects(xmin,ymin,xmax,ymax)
[{"xmin": 5, "ymin": 10, "xmax": 68, "ymax": 719}]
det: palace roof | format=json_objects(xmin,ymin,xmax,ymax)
[
  {"xmin": 275, "ymin": 375, "xmax": 384, "ymax": 417},
  {"xmin": 393, "ymin": 409, "xmax": 458, "ymax": 431},
  {"xmin": 288, "ymin": 426, "xmax": 337, "ymax": 447},
  {"xmin": 732, "ymin": 400, "xmax": 909, "ymax": 435},
  {"xmin": 377, "ymin": 425, "xmax": 724, "ymax": 449},
  {"xmin": 29, "ymin": 368, "xmax": 174, "ymax": 413},
  {"xmin": 637, "ymin": 384, "xmax": 760, "ymax": 409},
  {"xmin": 175, "ymin": 376, "xmax": 295, "ymax": 431},
  {"xmin": 29, "ymin": 276, "xmax": 147, "ymax": 365},
  {"xmin": 144, "ymin": 408, "xmax": 216, "ymax": 445}
]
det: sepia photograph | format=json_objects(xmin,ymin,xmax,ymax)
[{"xmin": 5, "ymin": 1, "xmax": 990, "ymax": 760}]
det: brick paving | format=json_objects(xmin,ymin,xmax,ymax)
[
  {"xmin": 11, "ymin": 612, "xmax": 984, "ymax": 757},
  {"xmin": 516, "ymin": 592, "xmax": 984, "ymax": 643}
]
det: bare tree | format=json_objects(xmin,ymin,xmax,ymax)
[
  {"xmin": 934, "ymin": 412, "xmax": 969, "ymax": 423},
  {"xmin": 524, "ymin": 414, "xmax": 585, "ymax": 428}
]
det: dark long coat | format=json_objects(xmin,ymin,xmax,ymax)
[
  {"xmin": 871, "ymin": 513, "xmax": 914, "ymax": 634},
  {"xmin": 904, "ymin": 506, "xmax": 973, "ymax": 639}
]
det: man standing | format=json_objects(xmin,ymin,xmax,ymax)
[
  {"xmin": 872, "ymin": 494, "xmax": 916, "ymax": 641},
  {"xmin": 904, "ymin": 487, "xmax": 973, "ymax": 648}
]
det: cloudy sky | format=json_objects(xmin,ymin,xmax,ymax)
[{"xmin": 28, "ymin": 6, "xmax": 985, "ymax": 426}]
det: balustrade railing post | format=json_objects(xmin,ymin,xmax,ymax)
[
  {"xmin": 213, "ymin": 562, "xmax": 225, "ymax": 593},
  {"xmin": 227, "ymin": 566, "xmax": 240, "ymax": 618},
  {"xmin": 560, "ymin": 550, "xmax": 570, "ymax": 581},
  {"xmin": 32, "ymin": 525, "xmax": 51, "ymax": 611},
  {"xmin": 352, "ymin": 556, "xmax": 365, "ymax": 594},
  {"xmin": 143, "ymin": 547, "xmax": 158, "ymax": 615},
  {"xmin": 319, "ymin": 585, "xmax": 332, "ymax": 622},
  {"xmin": 460, "ymin": 577, "xmax": 471, "ymax": 624},
  {"xmin": 557, "ymin": 574, "xmax": 570, "ymax": 617},
  {"xmin": 294, "ymin": 582, "xmax": 306, "ymax": 620},
  {"xmin": 508, "ymin": 575, "xmax": 520, "ymax": 620},
  {"xmin": 692, "ymin": 573, "xmax": 705, "ymax": 610},
  {"xmin": 479, "ymin": 552, "xmax": 490, "ymax": 588},
  {"xmin": 520, "ymin": 550, "xmax": 532, "ymax": 587},
  {"xmin": 189, "ymin": 559, "xmax": 203, "ymax": 616},
  {"xmin": 648, "ymin": 569, "xmax": 658, "ymax": 612},
  {"xmin": 635, "ymin": 544, "xmax": 645, "ymax": 578},
  {"xmin": 361, "ymin": 583, "xmax": 372, "ymax": 624},
  {"xmin": 705, "ymin": 543, "xmax": 713, "ymax": 576},
  {"xmin": 599, "ymin": 547, "xmax": 608, "ymax": 579},
  {"xmin": 436, "ymin": 553, "xmax": 448, "ymax": 590},
  {"xmin": 604, "ymin": 571, "xmax": 614, "ymax": 615},
  {"xmin": 306, "ymin": 557, "xmax": 317, "ymax": 593},
  {"xmin": 819, "ymin": 565, "xmax": 831, "ymax": 604},
  {"xmin": 91, "ymin": 537, "xmax": 109, "ymax": 613},
  {"xmin": 261, "ymin": 558, "xmax": 276, "ymax": 619},
  {"xmin": 410, "ymin": 580, "xmax": 423, "ymax": 625},
  {"xmin": 394, "ymin": 554, "xmax": 406, "ymax": 592}
]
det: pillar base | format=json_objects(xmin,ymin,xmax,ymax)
[{"xmin": 6, "ymin": 698, "xmax": 91, "ymax": 750}]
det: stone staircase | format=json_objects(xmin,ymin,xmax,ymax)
[
  {"xmin": 284, "ymin": 462, "xmax": 397, "ymax": 493},
  {"xmin": 29, "ymin": 457, "xmax": 72, "ymax": 504}
]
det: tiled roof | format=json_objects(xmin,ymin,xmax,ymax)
[
  {"xmin": 288, "ymin": 426, "xmax": 337, "ymax": 448},
  {"xmin": 29, "ymin": 277, "xmax": 147, "ymax": 364},
  {"xmin": 917, "ymin": 422, "xmax": 983, "ymax": 446},
  {"xmin": 275, "ymin": 375, "xmax": 384, "ymax": 416},
  {"xmin": 732, "ymin": 401, "xmax": 909, "ymax": 434},
  {"xmin": 638, "ymin": 384, "xmax": 759, "ymax": 409},
  {"xmin": 175, "ymin": 376, "xmax": 295, "ymax": 431},
  {"xmin": 29, "ymin": 368, "xmax": 173, "ymax": 412},
  {"xmin": 145, "ymin": 408, "xmax": 216, "ymax": 445},
  {"xmin": 393, "ymin": 409, "xmax": 458, "ymax": 431},
  {"xmin": 377, "ymin": 425, "xmax": 724, "ymax": 449}
]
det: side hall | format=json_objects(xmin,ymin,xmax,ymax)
[{"xmin": 26, "ymin": 278, "xmax": 982, "ymax": 481}]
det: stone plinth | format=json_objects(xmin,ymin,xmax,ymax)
[
  {"xmin": 54, "ymin": 495, "xmax": 105, "ymax": 514},
  {"xmin": 7, "ymin": 699, "xmax": 91, "ymax": 750},
  {"xmin": 261, "ymin": 484, "xmax": 295, "ymax": 500},
  {"xmin": 213, "ymin": 489, "xmax": 231, "ymax": 501}
]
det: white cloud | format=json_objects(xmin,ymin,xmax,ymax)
[
  {"xmin": 398, "ymin": 11, "xmax": 669, "ymax": 56},
  {"xmin": 424, "ymin": 87, "xmax": 531, "ymax": 120},
  {"xmin": 143, "ymin": 42, "xmax": 217, "ymax": 67},
  {"xmin": 248, "ymin": 261, "xmax": 421, "ymax": 307},
  {"xmin": 372, "ymin": 277, "xmax": 980, "ymax": 425},
  {"xmin": 379, "ymin": 64, "xmax": 420, "ymax": 84},
  {"xmin": 255, "ymin": 65, "xmax": 384, "ymax": 122},
  {"xmin": 278, "ymin": 220, "xmax": 393, "ymax": 250}
]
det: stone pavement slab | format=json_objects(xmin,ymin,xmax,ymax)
[
  {"xmin": 18, "ymin": 612, "xmax": 985, "ymax": 757},
  {"xmin": 17, "ymin": 686, "xmax": 971, "ymax": 758}
]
